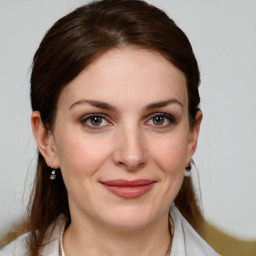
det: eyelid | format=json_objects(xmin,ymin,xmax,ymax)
[
  {"xmin": 145, "ymin": 112, "xmax": 176, "ymax": 127},
  {"xmin": 80, "ymin": 113, "xmax": 112, "ymax": 129}
]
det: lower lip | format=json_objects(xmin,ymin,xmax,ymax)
[{"xmin": 102, "ymin": 183, "xmax": 155, "ymax": 199}]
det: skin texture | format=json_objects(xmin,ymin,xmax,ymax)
[{"xmin": 31, "ymin": 47, "xmax": 202, "ymax": 256}]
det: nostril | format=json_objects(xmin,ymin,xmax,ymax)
[{"xmin": 116, "ymin": 156, "xmax": 146, "ymax": 171}]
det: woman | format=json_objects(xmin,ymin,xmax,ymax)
[{"xmin": 0, "ymin": 0, "xmax": 219, "ymax": 255}]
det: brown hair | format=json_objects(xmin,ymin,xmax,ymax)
[{"xmin": 27, "ymin": 0, "xmax": 203, "ymax": 254}]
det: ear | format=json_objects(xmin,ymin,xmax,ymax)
[
  {"xmin": 31, "ymin": 111, "xmax": 59, "ymax": 168},
  {"xmin": 186, "ymin": 110, "xmax": 203, "ymax": 162}
]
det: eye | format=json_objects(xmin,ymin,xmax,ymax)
[
  {"xmin": 81, "ymin": 114, "xmax": 111, "ymax": 128},
  {"xmin": 145, "ymin": 113, "xmax": 176, "ymax": 128}
]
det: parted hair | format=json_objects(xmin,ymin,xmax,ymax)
[{"xmin": 24, "ymin": 0, "xmax": 203, "ymax": 255}]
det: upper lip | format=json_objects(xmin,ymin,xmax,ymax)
[{"xmin": 100, "ymin": 179, "xmax": 156, "ymax": 187}]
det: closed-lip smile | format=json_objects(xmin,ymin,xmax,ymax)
[{"xmin": 100, "ymin": 179, "xmax": 156, "ymax": 199}]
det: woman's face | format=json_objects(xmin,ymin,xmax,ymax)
[{"xmin": 44, "ymin": 47, "xmax": 201, "ymax": 229}]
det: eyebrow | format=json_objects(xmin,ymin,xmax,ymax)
[
  {"xmin": 69, "ymin": 98, "xmax": 183, "ymax": 111},
  {"xmin": 145, "ymin": 99, "xmax": 183, "ymax": 110},
  {"xmin": 69, "ymin": 99, "xmax": 116, "ymax": 111}
]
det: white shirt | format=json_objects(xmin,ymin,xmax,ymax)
[{"xmin": 0, "ymin": 206, "xmax": 219, "ymax": 256}]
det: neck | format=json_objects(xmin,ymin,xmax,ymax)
[{"xmin": 63, "ymin": 212, "xmax": 172, "ymax": 256}]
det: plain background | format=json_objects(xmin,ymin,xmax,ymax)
[{"xmin": 0, "ymin": 0, "xmax": 255, "ymax": 240}]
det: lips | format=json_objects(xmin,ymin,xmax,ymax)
[{"xmin": 100, "ymin": 179, "xmax": 156, "ymax": 199}]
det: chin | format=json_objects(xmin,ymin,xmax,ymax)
[{"xmin": 102, "ymin": 205, "xmax": 160, "ymax": 230}]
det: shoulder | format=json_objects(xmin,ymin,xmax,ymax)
[
  {"xmin": 0, "ymin": 215, "xmax": 66, "ymax": 256},
  {"xmin": 170, "ymin": 205, "xmax": 220, "ymax": 256},
  {"xmin": 0, "ymin": 233, "xmax": 29, "ymax": 256}
]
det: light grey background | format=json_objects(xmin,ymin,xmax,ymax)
[{"xmin": 0, "ymin": 0, "xmax": 255, "ymax": 240}]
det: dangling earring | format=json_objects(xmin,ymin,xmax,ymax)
[
  {"xmin": 50, "ymin": 165, "xmax": 56, "ymax": 180},
  {"xmin": 184, "ymin": 159, "xmax": 194, "ymax": 177}
]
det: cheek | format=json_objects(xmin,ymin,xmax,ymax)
[
  {"xmin": 54, "ymin": 133, "xmax": 114, "ymax": 207},
  {"xmin": 154, "ymin": 134, "xmax": 189, "ymax": 197},
  {"xmin": 149, "ymin": 132, "xmax": 189, "ymax": 175},
  {"xmin": 54, "ymin": 131, "xmax": 112, "ymax": 178}
]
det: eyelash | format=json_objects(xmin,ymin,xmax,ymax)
[
  {"xmin": 80, "ymin": 113, "xmax": 176, "ymax": 129},
  {"xmin": 145, "ymin": 113, "xmax": 176, "ymax": 128},
  {"xmin": 80, "ymin": 114, "xmax": 111, "ymax": 129}
]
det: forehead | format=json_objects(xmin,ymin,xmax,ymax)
[{"xmin": 58, "ymin": 47, "xmax": 188, "ymax": 110}]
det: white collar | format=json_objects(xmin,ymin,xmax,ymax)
[{"xmin": 169, "ymin": 205, "xmax": 219, "ymax": 256}]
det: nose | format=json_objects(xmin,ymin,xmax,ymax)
[{"xmin": 112, "ymin": 126, "xmax": 147, "ymax": 171}]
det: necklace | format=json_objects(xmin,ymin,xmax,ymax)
[
  {"xmin": 59, "ymin": 216, "xmax": 174, "ymax": 256},
  {"xmin": 59, "ymin": 219, "xmax": 66, "ymax": 256}
]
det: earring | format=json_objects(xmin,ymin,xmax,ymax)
[
  {"xmin": 50, "ymin": 165, "xmax": 56, "ymax": 180},
  {"xmin": 184, "ymin": 159, "xmax": 194, "ymax": 177}
]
